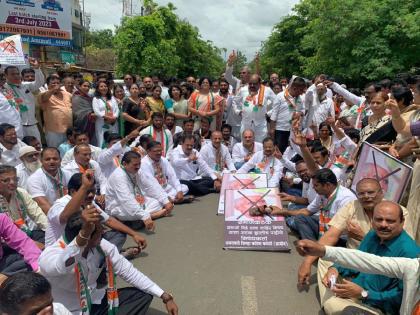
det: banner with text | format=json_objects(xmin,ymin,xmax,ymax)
[
  {"xmin": 0, "ymin": 0, "xmax": 72, "ymax": 47},
  {"xmin": 224, "ymin": 188, "xmax": 290, "ymax": 251}
]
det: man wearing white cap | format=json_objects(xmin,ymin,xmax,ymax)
[{"xmin": 16, "ymin": 146, "xmax": 41, "ymax": 190}]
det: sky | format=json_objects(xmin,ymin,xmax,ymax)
[{"xmin": 84, "ymin": 0, "xmax": 300, "ymax": 60}]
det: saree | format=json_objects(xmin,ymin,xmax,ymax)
[{"xmin": 72, "ymin": 91, "xmax": 95, "ymax": 140}]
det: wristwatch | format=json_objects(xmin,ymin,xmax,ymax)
[{"xmin": 361, "ymin": 290, "xmax": 369, "ymax": 300}]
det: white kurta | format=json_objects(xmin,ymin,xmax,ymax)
[
  {"xmin": 61, "ymin": 145, "xmax": 102, "ymax": 167},
  {"xmin": 271, "ymin": 91, "xmax": 305, "ymax": 131},
  {"xmin": 92, "ymin": 96, "xmax": 120, "ymax": 148},
  {"xmin": 199, "ymin": 143, "xmax": 235, "ymax": 174},
  {"xmin": 27, "ymin": 168, "xmax": 72, "ymax": 205},
  {"xmin": 16, "ymin": 163, "xmax": 35, "ymax": 190},
  {"xmin": 63, "ymin": 160, "xmax": 107, "ymax": 194},
  {"xmin": 138, "ymin": 126, "xmax": 173, "ymax": 156},
  {"xmin": 140, "ymin": 155, "xmax": 188, "ymax": 200},
  {"xmin": 45, "ymin": 195, "xmax": 109, "ymax": 247},
  {"xmin": 3, "ymin": 68, "xmax": 44, "ymax": 126},
  {"xmin": 105, "ymin": 167, "xmax": 162, "ymax": 221},
  {"xmin": 97, "ymin": 141, "xmax": 128, "ymax": 179},
  {"xmin": 231, "ymin": 142, "xmax": 263, "ymax": 164},
  {"xmin": 168, "ymin": 145, "xmax": 217, "ymax": 181},
  {"xmin": 39, "ymin": 237, "xmax": 164, "ymax": 314},
  {"xmin": 233, "ymin": 86, "xmax": 276, "ymax": 142},
  {"xmin": 238, "ymin": 150, "xmax": 284, "ymax": 188},
  {"xmin": 0, "ymin": 92, "xmax": 23, "ymax": 138},
  {"xmin": 0, "ymin": 139, "xmax": 27, "ymax": 166}
]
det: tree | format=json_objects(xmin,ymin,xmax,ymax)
[
  {"xmin": 85, "ymin": 29, "xmax": 114, "ymax": 49},
  {"xmin": 259, "ymin": 0, "xmax": 420, "ymax": 86},
  {"xmin": 231, "ymin": 50, "xmax": 248, "ymax": 77},
  {"xmin": 113, "ymin": 2, "xmax": 224, "ymax": 78},
  {"xmin": 85, "ymin": 46, "xmax": 116, "ymax": 71}
]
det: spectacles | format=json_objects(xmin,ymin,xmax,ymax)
[
  {"xmin": 356, "ymin": 190, "xmax": 380, "ymax": 198},
  {"xmin": 0, "ymin": 177, "xmax": 19, "ymax": 184}
]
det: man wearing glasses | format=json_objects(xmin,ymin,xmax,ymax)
[{"xmin": 296, "ymin": 178, "xmax": 414, "ymax": 308}]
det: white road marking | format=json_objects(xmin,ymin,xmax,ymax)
[{"xmin": 241, "ymin": 275, "xmax": 258, "ymax": 315}]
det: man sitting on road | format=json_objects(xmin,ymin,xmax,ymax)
[
  {"xmin": 39, "ymin": 208, "xmax": 178, "ymax": 315},
  {"xmin": 232, "ymin": 129, "xmax": 263, "ymax": 169},
  {"xmin": 200, "ymin": 131, "xmax": 235, "ymax": 175},
  {"xmin": 169, "ymin": 134, "xmax": 222, "ymax": 196},
  {"xmin": 141, "ymin": 141, "xmax": 189, "ymax": 204},
  {"xmin": 297, "ymin": 201, "xmax": 419, "ymax": 315},
  {"xmin": 16, "ymin": 146, "xmax": 41, "ymax": 190}
]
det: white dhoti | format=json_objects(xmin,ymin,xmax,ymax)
[
  {"xmin": 145, "ymin": 196, "xmax": 163, "ymax": 214},
  {"xmin": 163, "ymin": 184, "xmax": 189, "ymax": 200}
]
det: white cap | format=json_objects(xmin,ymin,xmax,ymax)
[{"xmin": 19, "ymin": 146, "xmax": 38, "ymax": 158}]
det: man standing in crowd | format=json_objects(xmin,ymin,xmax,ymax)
[
  {"xmin": 270, "ymin": 77, "xmax": 306, "ymax": 153},
  {"xmin": 2, "ymin": 58, "xmax": 44, "ymax": 140},
  {"xmin": 38, "ymin": 74, "xmax": 73, "ymax": 148},
  {"xmin": 233, "ymin": 74, "xmax": 276, "ymax": 142}
]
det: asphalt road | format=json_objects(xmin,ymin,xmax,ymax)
[{"xmin": 122, "ymin": 194, "xmax": 322, "ymax": 315}]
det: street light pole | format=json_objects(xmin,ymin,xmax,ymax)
[{"xmin": 82, "ymin": 0, "xmax": 87, "ymax": 67}]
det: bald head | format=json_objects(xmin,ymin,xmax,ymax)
[
  {"xmin": 242, "ymin": 129, "xmax": 255, "ymax": 146},
  {"xmin": 373, "ymin": 200, "xmax": 404, "ymax": 242},
  {"xmin": 356, "ymin": 178, "xmax": 381, "ymax": 191},
  {"xmin": 74, "ymin": 144, "xmax": 90, "ymax": 154}
]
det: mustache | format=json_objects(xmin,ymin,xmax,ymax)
[{"xmin": 378, "ymin": 227, "xmax": 392, "ymax": 232}]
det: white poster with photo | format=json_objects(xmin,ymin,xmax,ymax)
[{"xmin": 0, "ymin": 34, "xmax": 25, "ymax": 65}]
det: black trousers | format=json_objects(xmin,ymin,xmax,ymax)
[
  {"xmin": 91, "ymin": 287, "xmax": 153, "ymax": 315},
  {"xmin": 274, "ymin": 130, "xmax": 290, "ymax": 154},
  {"xmin": 181, "ymin": 177, "xmax": 214, "ymax": 196},
  {"xmin": 31, "ymin": 229, "xmax": 45, "ymax": 243},
  {"xmin": 0, "ymin": 247, "xmax": 32, "ymax": 275},
  {"xmin": 341, "ymin": 306, "xmax": 377, "ymax": 315}
]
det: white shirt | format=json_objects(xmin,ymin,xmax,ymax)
[
  {"xmin": 53, "ymin": 303, "xmax": 72, "ymax": 315},
  {"xmin": 223, "ymin": 94, "xmax": 241, "ymax": 127},
  {"xmin": 138, "ymin": 126, "xmax": 173, "ymax": 156},
  {"xmin": 92, "ymin": 96, "xmax": 120, "ymax": 122},
  {"xmin": 61, "ymin": 145, "xmax": 102, "ymax": 167},
  {"xmin": 27, "ymin": 168, "xmax": 72, "ymax": 205},
  {"xmin": 40, "ymin": 237, "xmax": 164, "ymax": 314},
  {"xmin": 105, "ymin": 167, "xmax": 154, "ymax": 221},
  {"xmin": 0, "ymin": 92, "xmax": 23, "ymax": 138},
  {"xmin": 307, "ymin": 185, "xmax": 357, "ymax": 215},
  {"xmin": 307, "ymin": 95, "xmax": 335, "ymax": 129},
  {"xmin": 302, "ymin": 181, "xmax": 317, "ymax": 204},
  {"xmin": 16, "ymin": 163, "xmax": 35, "ymax": 190},
  {"xmin": 233, "ymin": 86, "xmax": 276, "ymax": 129},
  {"xmin": 238, "ymin": 151, "xmax": 283, "ymax": 187},
  {"xmin": 199, "ymin": 142, "xmax": 235, "ymax": 173},
  {"xmin": 222, "ymin": 136, "xmax": 237, "ymax": 154},
  {"xmin": 270, "ymin": 91, "xmax": 305, "ymax": 131},
  {"xmin": 0, "ymin": 139, "xmax": 27, "ymax": 166},
  {"xmin": 3, "ymin": 68, "xmax": 45, "ymax": 125},
  {"xmin": 232, "ymin": 142, "xmax": 263, "ymax": 164},
  {"xmin": 224, "ymin": 64, "xmax": 247, "ymax": 95},
  {"xmin": 141, "ymin": 155, "xmax": 182, "ymax": 194},
  {"xmin": 324, "ymin": 246, "xmax": 419, "ymax": 315},
  {"xmin": 63, "ymin": 160, "xmax": 107, "ymax": 194},
  {"xmin": 168, "ymin": 145, "xmax": 217, "ymax": 181},
  {"xmin": 45, "ymin": 195, "xmax": 109, "ymax": 247},
  {"xmin": 97, "ymin": 141, "xmax": 128, "ymax": 179}
]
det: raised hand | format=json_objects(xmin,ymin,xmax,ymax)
[
  {"xmin": 227, "ymin": 50, "xmax": 236, "ymax": 66},
  {"xmin": 28, "ymin": 57, "xmax": 40, "ymax": 69}
]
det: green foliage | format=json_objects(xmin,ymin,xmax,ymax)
[
  {"xmin": 260, "ymin": 0, "xmax": 420, "ymax": 86},
  {"xmin": 232, "ymin": 50, "xmax": 248, "ymax": 77},
  {"xmin": 85, "ymin": 29, "xmax": 114, "ymax": 49},
  {"xmin": 113, "ymin": 2, "xmax": 224, "ymax": 78}
]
